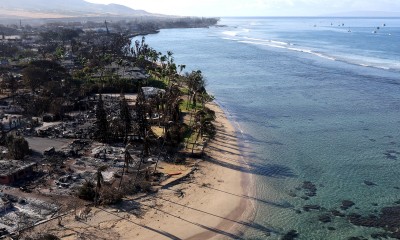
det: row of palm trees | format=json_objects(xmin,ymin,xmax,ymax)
[{"xmin": 80, "ymin": 35, "xmax": 218, "ymax": 204}]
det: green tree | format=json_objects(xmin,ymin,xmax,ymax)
[
  {"xmin": 191, "ymin": 108, "xmax": 216, "ymax": 154},
  {"xmin": 55, "ymin": 46, "xmax": 65, "ymax": 59},
  {"xmin": 186, "ymin": 70, "xmax": 205, "ymax": 109},
  {"xmin": 199, "ymin": 92, "xmax": 214, "ymax": 109}
]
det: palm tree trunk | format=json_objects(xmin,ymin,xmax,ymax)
[
  {"xmin": 153, "ymin": 137, "xmax": 165, "ymax": 174},
  {"xmin": 191, "ymin": 129, "xmax": 201, "ymax": 154},
  {"xmin": 118, "ymin": 161, "xmax": 126, "ymax": 190},
  {"xmin": 185, "ymin": 110, "xmax": 195, "ymax": 149},
  {"xmin": 133, "ymin": 156, "xmax": 143, "ymax": 187}
]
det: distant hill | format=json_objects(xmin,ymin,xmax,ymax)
[{"xmin": 0, "ymin": 0, "xmax": 154, "ymax": 19}]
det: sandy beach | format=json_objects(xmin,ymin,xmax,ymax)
[{"xmin": 28, "ymin": 102, "xmax": 256, "ymax": 240}]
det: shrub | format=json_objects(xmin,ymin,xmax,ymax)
[
  {"xmin": 99, "ymin": 186, "xmax": 123, "ymax": 205},
  {"xmin": 77, "ymin": 181, "xmax": 95, "ymax": 201},
  {"xmin": 6, "ymin": 134, "xmax": 30, "ymax": 160}
]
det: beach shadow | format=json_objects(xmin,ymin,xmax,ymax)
[
  {"xmin": 192, "ymin": 183, "xmax": 293, "ymax": 209},
  {"xmin": 210, "ymin": 143, "xmax": 240, "ymax": 152},
  {"xmin": 213, "ymin": 128, "xmax": 283, "ymax": 151},
  {"xmin": 140, "ymin": 202, "xmax": 245, "ymax": 239},
  {"xmin": 215, "ymin": 129, "xmax": 238, "ymax": 138},
  {"xmin": 95, "ymin": 207, "xmax": 182, "ymax": 240},
  {"xmin": 207, "ymin": 144, "xmax": 264, "ymax": 162},
  {"xmin": 211, "ymin": 141, "xmax": 244, "ymax": 152},
  {"xmin": 204, "ymin": 154, "xmax": 297, "ymax": 179},
  {"xmin": 206, "ymin": 145, "xmax": 260, "ymax": 160},
  {"xmin": 207, "ymin": 145, "xmax": 243, "ymax": 157},
  {"xmin": 154, "ymin": 196, "xmax": 280, "ymax": 235}
]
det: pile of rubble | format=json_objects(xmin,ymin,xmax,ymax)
[
  {"xmin": 37, "ymin": 116, "xmax": 96, "ymax": 139},
  {"xmin": 0, "ymin": 193, "xmax": 58, "ymax": 234}
]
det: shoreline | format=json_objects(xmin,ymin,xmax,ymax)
[
  {"xmin": 117, "ymin": 101, "xmax": 256, "ymax": 239},
  {"xmin": 186, "ymin": 101, "xmax": 256, "ymax": 240},
  {"xmin": 26, "ymin": 101, "xmax": 255, "ymax": 239}
]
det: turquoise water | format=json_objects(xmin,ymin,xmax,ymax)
[{"xmin": 143, "ymin": 18, "xmax": 400, "ymax": 239}]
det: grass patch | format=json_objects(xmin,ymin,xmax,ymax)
[
  {"xmin": 180, "ymin": 87, "xmax": 189, "ymax": 95},
  {"xmin": 179, "ymin": 99, "xmax": 202, "ymax": 113},
  {"xmin": 184, "ymin": 130, "xmax": 200, "ymax": 149}
]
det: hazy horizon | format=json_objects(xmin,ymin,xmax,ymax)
[{"xmin": 84, "ymin": 0, "xmax": 400, "ymax": 17}]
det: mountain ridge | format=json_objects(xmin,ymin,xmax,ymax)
[{"xmin": 0, "ymin": 0, "xmax": 153, "ymax": 19}]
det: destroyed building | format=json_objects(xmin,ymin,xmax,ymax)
[{"xmin": 0, "ymin": 160, "xmax": 36, "ymax": 185}]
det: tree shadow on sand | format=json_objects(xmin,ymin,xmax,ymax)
[
  {"xmin": 140, "ymin": 202, "xmax": 253, "ymax": 239},
  {"xmin": 204, "ymin": 154, "xmax": 297, "ymax": 179},
  {"xmin": 190, "ymin": 183, "xmax": 293, "ymax": 209},
  {"xmin": 154, "ymin": 196, "xmax": 281, "ymax": 236},
  {"xmin": 95, "ymin": 207, "xmax": 183, "ymax": 240}
]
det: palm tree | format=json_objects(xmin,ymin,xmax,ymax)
[
  {"xmin": 148, "ymin": 49, "xmax": 159, "ymax": 65},
  {"xmin": 199, "ymin": 92, "xmax": 214, "ymax": 109},
  {"xmin": 95, "ymin": 94, "xmax": 109, "ymax": 142},
  {"xmin": 178, "ymin": 64, "xmax": 186, "ymax": 75},
  {"xmin": 94, "ymin": 166, "xmax": 107, "ymax": 205},
  {"xmin": 166, "ymin": 63, "xmax": 177, "ymax": 86},
  {"xmin": 185, "ymin": 109, "xmax": 196, "ymax": 149},
  {"xmin": 133, "ymin": 142, "xmax": 146, "ymax": 187},
  {"xmin": 119, "ymin": 96, "xmax": 131, "ymax": 143},
  {"xmin": 143, "ymin": 129, "xmax": 150, "ymax": 157},
  {"xmin": 155, "ymin": 91, "xmax": 164, "ymax": 127},
  {"xmin": 2, "ymin": 73, "xmax": 19, "ymax": 103},
  {"xmin": 119, "ymin": 144, "xmax": 133, "ymax": 189},
  {"xmin": 185, "ymin": 70, "xmax": 205, "ymax": 110},
  {"xmin": 191, "ymin": 108, "xmax": 216, "ymax": 154},
  {"xmin": 154, "ymin": 134, "xmax": 167, "ymax": 174}
]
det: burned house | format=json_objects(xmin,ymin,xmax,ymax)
[
  {"xmin": 142, "ymin": 87, "xmax": 165, "ymax": 100},
  {"xmin": 0, "ymin": 160, "xmax": 36, "ymax": 185},
  {"xmin": 92, "ymin": 63, "xmax": 149, "ymax": 83}
]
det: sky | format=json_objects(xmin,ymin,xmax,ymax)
[{"xmin": 84, "ymin": 0, "xmax": 400, "ymax": 17}]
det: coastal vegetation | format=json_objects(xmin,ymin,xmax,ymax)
[{"xmin": 0, "ymin": 19, "xmax": 218, "ymax": 238}]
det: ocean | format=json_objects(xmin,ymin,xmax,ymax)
[{"xmin": 142, "ymin": 17, "xmax": 400, "ymax": 239}]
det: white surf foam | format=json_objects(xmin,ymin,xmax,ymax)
[
  {"xmin": 223, "ymin": 33, "xmax": 398, "ymax": 72},
  {"xmin": 222, "ymin": 31, "xmax": 240, "ymax": 37}
]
